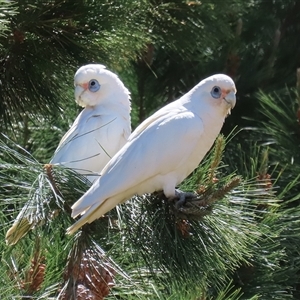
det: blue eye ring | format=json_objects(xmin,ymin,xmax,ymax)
[
  {"xmin": 88, "ymin": 79, "xmax": 100, "ymax": 92},
  {"xmin": 211, "ymin": 86, "xmax": 222, "ymax": 99}
]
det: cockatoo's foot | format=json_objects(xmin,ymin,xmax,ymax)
[{"xmin": 173, "ymin": 189, "xmax": 198, "ymax": 208}]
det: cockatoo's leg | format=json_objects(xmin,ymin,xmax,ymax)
[{"xmin": 173, "ymin": 189, "xmax": 198, "ymax": 208}]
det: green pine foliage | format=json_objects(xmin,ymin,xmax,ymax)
[
  {"xmin": 1, "ymin": 0, "xmax": 300, "ymax": 299},
  {"xmin": 0, "ymin": 0, "xmax": 151, "ymax": 126},
  {"xmin": 1, "ymin": 133, "xmax": 272, "ymax": 299},
  {"xmin": 222, "ymin": 86, "xmax": 300, "ymax": 299}
]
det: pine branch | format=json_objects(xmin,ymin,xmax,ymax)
[
  {"xmin": 1, "ymin": 133, "xmax": 90, "ymax": 245},
  {"xmin": 173, "ymin": 176, "xmax": 241, "ymax": 220},
  {"xmin": 0, "ymin": 134, "xmax": 284, "ymax": 299},
  {"xmin": 1, "ymin": 137, "xmax": 161, "ymax": 298}
]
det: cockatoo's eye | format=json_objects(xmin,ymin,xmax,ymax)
[
  {"xmin": 210, "ymin": 86, "xmax": 222, "ymax": 99},
  {"xmin": 88, "ymin": 79, "xmax": 100, "ymax": 92}
]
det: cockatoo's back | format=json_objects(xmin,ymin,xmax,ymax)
[{"xmin": 67, "ymin": 74, "xmax": 236, "ymax": 234}]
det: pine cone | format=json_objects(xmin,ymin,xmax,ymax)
[
  {"xmin": 176, "ymin": 219, "xmax": 191, "ymax": 238},
  {"xmin": 226, "ymin": 53, "xmax": 240, "ymax": 79},
  {"xmin": 60, "ymin": 284, "xmax": 103, "ymax": 300},
  {"xmin": 62, "ymin": 248, "xmax": 116, "ymax": 299},
  {"xmin": 257, "ymin": 173, "xmax": 272, "ymax": 190},
  {"xmin": 21, "ymin": 257, "xmax": 46, "ymax": 293},
  {"xmin": 12, "ymin": 29, "xmax": 25, "ymax": 43},
  {"xmin": 80, "ymin": 254, "xmax": 115, "ymax": 298},
  {"xmin": 76, "ymin": 284, "xmax": 102, "ymax": 300}
]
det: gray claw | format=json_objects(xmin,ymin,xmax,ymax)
[{"xmin": 174, "ymin": 189, "xmax": 197, "ymax": 209}]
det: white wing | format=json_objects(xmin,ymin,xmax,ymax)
[
  {"xmin": 51, "ymin": 106, "xmax": 130, "ymax": 182},
  {"xmin": 71, "ymin": 105, "xmax": 204, "ymax": 219}
]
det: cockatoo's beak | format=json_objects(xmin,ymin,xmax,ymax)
[
  {"xmin": 74, "ymin": 85, "xmax": 88, "ymax": 107},
  {"xmin": 224, "ymin": 91, "xmax": 236, "ymax": 109},
  {"xmin": 75, "ymin": 85, "xmax": 85, "ymax": 98},
  {"xmin": 79, "ymin": 83, "xmax": 89, "ymax": 90}
]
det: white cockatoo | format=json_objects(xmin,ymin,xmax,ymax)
[
  {"xmin": 66, "ymin": 74, "xmax": 236, "ymax": 235},
  {"xmin": 6, "ymin": 64, "xmax": 131, "ymax": 245},
  {"xmin": 50, "ymin": 64, "xmax": 131, "ymax": 182}
]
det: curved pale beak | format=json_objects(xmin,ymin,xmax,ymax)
[
  {"xmin": 74, "ymin": 85, "xmax": 85, "ymax": 99},
  {"xmin": 224, "ymin": 91, "xmax": 236, "ymax": 109}
]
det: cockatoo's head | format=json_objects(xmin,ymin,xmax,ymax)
[
  {"xmin": 74, "ymin": 64, "xmax": 130, "ymax": 108},
  {"xmin": 193, "ymin": 74, "xmax": 236, "ymax": 116}
]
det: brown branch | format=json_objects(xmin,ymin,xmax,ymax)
[
  {"xmin": 43, "ymin": 164, "xmax": 72, "ymax": 214},
  {"xmin": 172, "ymin": 176, "xmax": 242, "ymax": 220}
]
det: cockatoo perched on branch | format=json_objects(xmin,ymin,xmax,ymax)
[
  {"xmin": 50, "ymin": 64, "xmax": 131, "ymax": 183},
  {"xmin": 6, "ymin": 64, "xmax": 131, "ymax": 245},
  {"xmin": 66, "ymin": 74, "xmax": 236, "ymax": 235}
]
